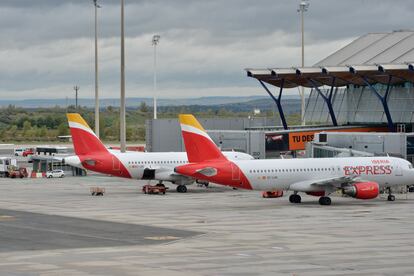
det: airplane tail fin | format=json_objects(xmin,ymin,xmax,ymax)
[
  {"xmin": 66, "ymin": 113, "xmax": 109, "ymax": 156},
  {"xmin": 179, "ymin": 114, "xmax": 227, "ymax": 163}
]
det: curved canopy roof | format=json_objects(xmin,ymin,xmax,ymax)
[
  {"xmin": 246, "ymin": 31, "xmax": 414, "ymax": 88},
  {"xmin": 246, "ymin": 63, "xmax": 414, "ymax": 88}
]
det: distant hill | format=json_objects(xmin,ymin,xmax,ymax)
[
  {"xmin": 218, "ymin": 98, "xmax": 301, "ymax": 114},
  {"xmin": 159, "ymin": 97, "xmax": 301, "ymax": 115},
  {"xmin": 0, "ymin": 95, "xmax": 300, "ymax": 108}
]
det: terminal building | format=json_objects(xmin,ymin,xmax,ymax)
[{"xmin": 147, "ymin": 31, "xmax": 414, "ymax": 160}]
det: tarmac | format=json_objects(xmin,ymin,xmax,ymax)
[{"xmin": 0, "ymin": 175, "xmax": 413, "ymax": 275}]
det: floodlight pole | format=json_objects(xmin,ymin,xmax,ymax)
[
  {"xmin": 298, "ymin": 0, "xmax": 309, "ymax": 126},
  {"xmin": 73, "ymin": 85, "xmax": 80, "ymax": 109},
  {"xmin": 152, "ymin": 35, "xmax": 160, "ymax": 119},
  {"xmin": 93, "ymin": 0, "xmax": 101, "ymax": 138},
  {"xmin": 120, "ymin": 0, "xmax": 126, "ymax": 152}
]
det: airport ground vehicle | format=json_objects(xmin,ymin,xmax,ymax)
[
  {"xmin": 142, "ymin": 184, "xmax": 168, "ymax": 194},
  {"xmin": 65, "ymin": 113, "xmax": 254, "ymax": 193},
  {"xmin": 0, "ymin": 157, "xmax": 18, "ymax": 177},
  {"xmin": 262, "ymin": 190, "xmax": 283, "ymax": 198},
  {"xmin": 14, "ymin": 148, "xmax": 35, "ymax": 157},
  {"xmin": 90, "ymin": 187, "xmax": 105, "ymax": 196},
  {"xmin": 175, "ymin": 114, "xmax": 414, "ymax": 205},
  {"xmin": 22, "ymin": 149, "xmax": 34, "ymax": 157},
  {"xmin": 9, "ymin": 167, "xmax": 28, "ymax": 178},
  {"xmin": 46, "ymin": 169, "xmax": 65, "ymax": 178},
  {"xmin": 14, "ymin": 148, "xmax": 24, "ymax": 156}
]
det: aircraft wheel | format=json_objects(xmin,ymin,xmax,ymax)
[
  {"xmin": 176, "ymin": 185, "xmax": 187, "ymax": 193},
  {"xmin": 289, "ymin": 194, "xmax": 301, "ymax": 204},
  {"xmin": 387, "ymin": 195, "xmax": 395, "ymax": 201},
  {"xmin": 319, "ymin": 196, "xmax": 331, "ymax": 206}
]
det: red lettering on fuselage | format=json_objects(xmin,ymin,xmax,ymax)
[
  {"xmin": 343, "ymin": 165, "xmax": 392, "ymax": 175},
  {"xmin": 371, "ymin": 159, "xmax": 390, "ymax": 164}
]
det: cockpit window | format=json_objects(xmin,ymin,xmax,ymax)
[{"xmin": 409, "ymin": 164, "xmax": 413, "ymax": 169}]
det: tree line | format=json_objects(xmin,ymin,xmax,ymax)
[{"xmin": 0, "ymin": 102, "xmax": 300, "ymax": 142}]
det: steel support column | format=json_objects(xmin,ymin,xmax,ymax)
[
  {"xmin": 361, "ymin": 76, "xmax": 394, "ymax": 131},
  {"xmin": 308, "ymin": 78, "xmax": 338, "ymax": 126},
  {"xmin": 258, "ymin": 79, "xmax": 288, "ymax": 130}
]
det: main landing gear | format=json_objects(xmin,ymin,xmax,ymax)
[
  {"xmin": 289, "ymin": 193, "xmax": 301, "ymax": 204},
  {"xmin": 318, "ymin": 196, "xmax": 331, "ymax": 206},
  {"xmin": 289, "ymin": 193, "xmax": 332, "ymax": 205},
  {"xmin": 176, "ymin": 185, "xmax": 187, "ymax": 193},
  {"xmin": 387, "ymin": 187, "xmax": 395, "ymax": 201}
]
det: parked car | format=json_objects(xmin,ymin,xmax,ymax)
[{"xmin": 46, "ymin": 169, "xmax": 65, "ymax": 178}]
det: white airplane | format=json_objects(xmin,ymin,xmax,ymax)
[
  {"xmin": 174, "ymin": 114, "xmax": 414, "ymax": 205},
  {"xmin": 64, "ymin": 113, "xmax": 254, "ymax": 193}
]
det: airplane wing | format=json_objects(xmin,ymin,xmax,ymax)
[
  {"xmin": 289, "ymin": 175, "xmax": 364, "ymax": 192},
  {"xmin": 153, "ymin": 168, "xmax": 194, "ymax": 185}
]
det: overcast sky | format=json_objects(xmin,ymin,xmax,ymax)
[{"xmin": 0, "ymin": 0, "xmax": 413, "ymax": 99}]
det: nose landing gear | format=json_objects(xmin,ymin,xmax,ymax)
[{"xmin": 387, "ymin": 187, "xmax": 395, "ymax": 201}]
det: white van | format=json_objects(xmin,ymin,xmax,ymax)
[{"xmin": 14, "ymin": 148, "xmax": 24, "ymax": 156}]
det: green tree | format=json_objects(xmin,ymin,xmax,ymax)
[
  {"xmin": 26, "ymin": 126, "xmax": 38, "ymax": 139},
  {"xmin": 36, "ymin": 117, "xmax": 45, "ymax": 127},
  {"xmin": 44, "ymin": 115, "xmax": 55, "ymax": 128},
  {"xmin": 137, "ymin": 127, "xmax": 146, "ymax": 141},
  {"xmin": 22, "ymin": 120, "xmax": 31, "ymax": 133},
  {"xmin": 126, "ymin": 126, "xmax": 134, "ymax": 141},
  {"xmin": 139, "ymin": 102, "xmax": 149, "ymax": 113},
  {"xmin": 57, "ymin": 123, "xmax": 68, "ymax": 136},
  {"xmin": 38, "ymin": 126, "xmax": 47, "ymax": 137},
  {"xmin": 99, "ymin": 116, "xmax": 106, "ymax": 139}
]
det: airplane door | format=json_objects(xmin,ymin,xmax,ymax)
[
  {"xmin": 395, "ymin": 166, "xmax": 403, "ymax": 176},
  {"xmin": 112, "ymin": 156, "xmax": 121, "ymax": 171},
  {"xmin": 231, "ymin": 163, "xmax": 240, "ymax": 181}
]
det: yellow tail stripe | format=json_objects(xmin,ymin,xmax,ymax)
[
  {"xmin": 67, "ymin": 113, "xmax": 91, "ymax": 130},
  {"xmin": 179, "ymin": 114, "xmax": 205, "ymax": 132}
]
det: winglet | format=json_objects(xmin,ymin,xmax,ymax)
[{"xmin": 179, "ymin": 114, "xmax": 227, "ymax": 163}]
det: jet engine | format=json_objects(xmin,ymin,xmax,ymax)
[{"xmin": 342, "ymin": 182, "xmax": 379, "ymax": 199}]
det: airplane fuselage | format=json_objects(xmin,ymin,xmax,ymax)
[
  {"xmin": 65, "ymin": 150, "xmax": 253, "ymax": 185},
  {"xmin": 177, "ymin": 156, "xmax": 414, "ymax": 191},
  {"xmin": 236, "ymin": 156, "xmax": 414, "ymax": 191}
]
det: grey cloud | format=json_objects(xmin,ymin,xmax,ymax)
[
  {"xmin": 0, "ymin": 0, "xmax": 413, "ymax": 99},
  {"xmin": 3, "ymin": 0, "xmax": 413, "ymax": 46}
]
